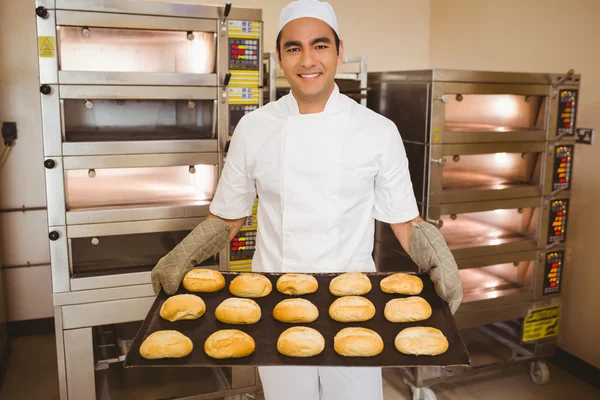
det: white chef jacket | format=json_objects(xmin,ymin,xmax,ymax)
[{"xmin": 209, "ymin": 84, "xmax": 419, "ymax": 273}]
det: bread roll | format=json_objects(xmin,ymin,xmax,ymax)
[
  {"xmin": 229, "ymin": 273, "xmax": 272, "ymax": 298},
  {"xmin": 277, "ymin": 327, "xmax": 325, "ymax": 357},
  {"xmin": 380, "ymin": 273, "xmax": 423, "ymax": 295},
  {"xmin": 273, "ymin": 298, "xmax": 319, "ymax": 323},
  {"xmin": 140, "ymin": 330, "xmax": 193, "ymax": 359},
  {"xmin": 394, "ymin": 327, "xmax": 449, "ymax": 356},
  {"xmin": 333, "ymin": 327, "xmax": 384, "ymax": 357},
  {"xmin": 329, "ymin": 272, "xmax": 372, "ymax": 296},
  {"xmin": 215, "ymin": 298, "xmax": 261, "ymax": 324},
  {"xmin": 329, "ymin": 296, "xmax": 376, "ymax": 322},
  {"xmin": 204, "ymin": 329, "xmax": 255, "ymax": 359},
  {"xmin": 160, "ymin": 294, "xmax": 206, "ymax": 322},
  {"xmin": 384, "ymin": 296, "xmax": 432, "ymax": 323},
  {"xmin": 182, "ymin": 269, "xmax": 226, "ymax": 293},
  {"xmin": 276, "ymin": 274, "xmax": 319, "ymax": 295}
]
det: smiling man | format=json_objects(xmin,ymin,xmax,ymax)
[{"xmin": 151, "ymin": 0, "xmax": 462, "ymax": 399}]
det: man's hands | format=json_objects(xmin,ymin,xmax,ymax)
[{"xmin": 390, "ymin": 217, "xmax": 463, "ymax": 314}]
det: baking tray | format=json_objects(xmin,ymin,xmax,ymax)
[{"xmin": 124, "ymin": 272, "xmax": 470, "ymax": 368}]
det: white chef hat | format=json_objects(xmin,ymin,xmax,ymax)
[{"xmin": 277, "ymin": 0, "xmax": 339, "ymax": 36}]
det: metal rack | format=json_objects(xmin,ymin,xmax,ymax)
[
  {"xmin": 368, "ymin": 69, "xmax": 580, "ymax": 400},
  {"xmin": 262, "ymin": 52, "xmax": 368, "ymax": 106},
  {"xmin": 35, "ymin": 0, "xmax": 263, "ymax": 398}
]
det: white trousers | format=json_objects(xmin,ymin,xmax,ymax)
[{"xmin": 258, "ymin": 366, "xmax": 383, "ymax": 400}]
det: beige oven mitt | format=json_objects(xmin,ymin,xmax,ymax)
[
  {"xmin": 151, "ymin": 219, "xmax": 230, "ymax": 295},
  {"xmin": 409, "ymin": 221, "xmax": 463, "ymax": 314}
]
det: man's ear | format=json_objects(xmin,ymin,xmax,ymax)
[
  {"xmin": 337, "ymin": 39, "xmax": 344, "ymax": 65},
  {"xmin": 276, "ymin": 47, "xmax": 283, "ymax": 69}
]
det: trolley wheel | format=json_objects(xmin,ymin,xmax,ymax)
[
  {"xmin": 529, "ymin": 361, "xmax": 550, "ymax": 385},
  {"xmin": 411, "ymin": 386, "xmax": 437, "ymax": 400}
]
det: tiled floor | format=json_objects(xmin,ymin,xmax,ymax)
[{"xmin": 0, "ymin": 333, "xmax": 598, "ymax": 400}]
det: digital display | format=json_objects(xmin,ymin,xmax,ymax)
[
  {"xmin": 229, "ymin": 38, "xmax": 260, "ymax": 70},
  {"xmin": 229, "ymin": 104, "xmax": 259, "ymax": 136},
  {"xmin": 556, "ymin": 90, "xmax": 578, "ymax": 137},
  {"xmin": 543, "ymin": 251, "xmax": 564, "ymax": 295},
  {"xmin": 547, "ymin": 199, "xmax": 568, "ymax": 244},
  {"xmin": 552, "ymin": 145, "xmax": 573, "ymax": 191},
  {"xmin": 230, "ymin": 230, "xmax": 256, "ymax": 261}
]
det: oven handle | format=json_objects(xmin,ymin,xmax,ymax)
[{"xmin": 212, "ymin": 99, "xmax": 218, "ymax": 139}]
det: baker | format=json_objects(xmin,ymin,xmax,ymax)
[{"xmin": 151, "ymin": 0, "xmax": 463, "ymax": 398}]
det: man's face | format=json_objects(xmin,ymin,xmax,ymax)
[{"xmin": 277, "ymin": 17, "xmax": 343, "ymax": 101}]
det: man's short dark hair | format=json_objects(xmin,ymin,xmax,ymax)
[{"xmin": 276, "ymin": 28, "xmax": 340, "ymax": 59}]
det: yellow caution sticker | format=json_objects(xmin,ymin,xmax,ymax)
[
  {"xmin": 522, "ymin": 305, "xmax": 560, "ymax": 342},
  {"xmin": 38, "ymin": 36, "xmax": 56, "ymax": 58}
]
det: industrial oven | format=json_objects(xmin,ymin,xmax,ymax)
[
  {"xmin": 35, "ymin": 1, "xmax": 263, "ymax": 399},
  {"xmin": 368, "ymin": 69, "xmax": 579, "ymax": 399}
]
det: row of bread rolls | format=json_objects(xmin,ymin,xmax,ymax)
[
  {"xmin": 181, "ymin": 269, "xmax": 425, "ymax": 298},
  {"xmin": 159, "ymin": 293, "xmax": 432, "ymax": 325},
  {"xmin": 140, "ymin": 325, "xmax": 449, "ymax": 360}
]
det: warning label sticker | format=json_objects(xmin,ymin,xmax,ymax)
[
  {"xmin": 38, "ymin": 36, "xmax": 56, "ymax": 58},
  {"xmin": 522, "ymin": 305, "xmax": 560, "ymax": 342}
]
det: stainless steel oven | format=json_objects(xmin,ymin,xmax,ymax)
[
  {"xmin": 368, "ymin": 69, "xmax": 580, "ymax": 397},
  {"xmin": 36, "ymin": 1, "xmax": 264, "ymax": 399}
]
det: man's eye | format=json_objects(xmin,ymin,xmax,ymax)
[
  {"xmin": 315, "ymin": 45, "xmax": 328, "ymax": 50},
  {"xmin": 286, "ymin": 48, "xmax": 300, "ymax": 52}
]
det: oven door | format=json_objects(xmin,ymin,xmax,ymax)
[
  {"xmin": 58, "ymin": 153, "xmax": 218, "ymax": 225},
  {"xmin": 428, "ymin": 198, "xmax": 543, "ymax": 259},
  {"xmin": 428, "ymin": 142, "xmax": 546, "ymax": 204},
  {"xmin": 44, "ymin": 9, "xmax": 219, "ymax": 86},
  {"xmin": 431, "ymin": 83, "xmax": 550, "ymax": 143}
]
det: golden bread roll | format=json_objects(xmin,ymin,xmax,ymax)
[
  {"xmin": 182, "ymin": 269, "xmax": 226, "ymax": 292},
  {"xmin": 384, "ymin": 296, "xmax": 432, "ymax": 323},
  {"xmin": 160, "ymin": 294, "xmax": 206, "ymax": 322},
  {"xmin": 333, "ymin": 327, "xmax": 384, "ymax": 357},
  {"xmin": 229, "ymin": 273, "xmax": 272, "ymax": 298},
  {"xmin": 215, "ymin": 297, "xmax": 261, "ymax": 324},
  {"xmin": 276, "ymin": 273, "xmax": 319, "ymax": 295},
  {"xmin": 139, "ymin": 330, "xmax": 193, "ymax": 359},
  {"xmin": 329, "ymin": 296, "xmax": 376, "ymax": 322},
  {"xmin": 273, "ymin": 298, "xmax": 319, "ymax": 323},
  {"xmin": 380, "ymin": 273, "xmax": 423, "ymax": 295},
  {"xmin": 329, "ymin": 272, "xmax": 372, "ymax": 296},
  {"xmin": 277, "ymin": 327, "xmax": 325, "ymax": 357},
  {"xmin": 204, "ymin": 329, "xmax": 255, "ymax": 359},
  {"xmin": 394, "ymin": 327, "xmax": 449, "ymax": 355}
]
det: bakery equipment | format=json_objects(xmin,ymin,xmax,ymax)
[
  {"xmin": 368, "ymin": 69, "xmax": 580, "ymax": 399},
  {"xmin": 35, "ymin": 1, "xmax": 263, "ymax": 398}
]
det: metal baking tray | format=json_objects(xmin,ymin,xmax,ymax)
[{"xmin": 124, "ymin": 272, "xmax": 470, "ymax": 368}]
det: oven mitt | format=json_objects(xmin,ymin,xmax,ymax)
[
  {"xmin": 151, "ymin": 219, "xmax": 230, "ymax": 295},
  {"xmin": 409, "ymin": 221, "xmax": 463, "ymax": 314}
]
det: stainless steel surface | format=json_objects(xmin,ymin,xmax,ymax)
[
  {"xmin": 59, "ymin": 85, "xmax": 218, "ymax": 100},
  {"xmin": 40, "ymin": 86, "xmax": 62, "ymax": 157},
  {"xmin": 55, "ymin": 0, "xmax": 262, "ymax": 21},
  {"xmin": 66, "ymin": 217, "xmax": 204, "ymax": 238},
  {"xmin": 56, "ymin": 10, "xmax": 218, "ymax": 32},
  {"xmin": 70, "ymin": 271, "xmax": 151, "ymax": 291},
  {"xmin": 64, "ymin": 327, "xmax": 95, "ymax": 400},
  {"xmin": 62, "ymin": 297, "xmax": 154, "ymax": 330},
  {"xmin": 54, "ymin": 307, "xmax": 68, "ymax": 400},
  {"xmin": 49, "ymin": 226, "xmax": 70, "ymax": 293},
  {"xmin": 58, "ymin": 70, "xmax": 218, "ymax": 86},
  {"xmin": 54, "ymin": 284, "xmax": 153, "ymax": 306},
  {"xmin": 36, "ymin": 10, "xmax": 58, "ymax": 84},
  {"xmin": 62, "ymin": 139, "xmax": 218, "ymax": 156},
  {"xmin": 62, "ymin": 152, "xmax": 219, "ymax": 169}
]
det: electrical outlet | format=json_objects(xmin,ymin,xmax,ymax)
[
  {"xmin": 1, "ymin": 121, "xmax": 17, "ymax": 145},
  {"xmin": 575, "ymin": 128, "xmax": 594, "ymax": 145}
]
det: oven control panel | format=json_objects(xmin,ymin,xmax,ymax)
[
  {"xmin": 557, "ymin": 89, "xmax": 578, "ymax": 137},
  {"xmin": 547, "ymin": 199, "xmax": 568, "ymax": 244},
  {"xmin": 229, "ymin": 198, "xmax": 258, "ymax": 271},
  {"xmin": 229, "ymin": 37, "xmax": 260, "ymax": 70},
  {"xmin": 552, "ymin": 145, "xmax": 573, "ymax": 191},
  {"xmin": 229, "ymin": 104, "xmax": 259, "ymax": 136},
  {"xmin": 543, "ymin": 251, "xmax": 564, "ymax": 295}
]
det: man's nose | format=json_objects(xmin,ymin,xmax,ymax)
[{"xmin": 300, "ymin": 49, "xmax": 317, "ymax": 68}]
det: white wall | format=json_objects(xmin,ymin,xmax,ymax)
[{"xmin": 430, "ymin": 0, "xmax": 600, "ymax": 369}]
